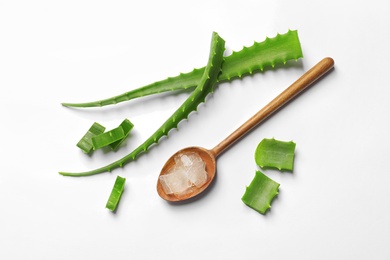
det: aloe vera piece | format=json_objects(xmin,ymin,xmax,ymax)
[
  {"xmin": 76, "ymin": 122, "xmax": 106, "ymax": 153},
  {"xmin": 59, "ymin": 31, "xmax": 303, "ymax": 177},
  {"xmin": 61, "ymin": 30, "xmax": 302, "ymax": 108},
  {"xmin": 106, "ymin": 175, "xmax": 126, "ymax": 211},
  {"xmin": 109, "ymin": 119, "xmax": 134, "ymax": 151},
  {"xmin": 242, "ymin": 171, "xmax": 280, "ymax": 214},
  {"xmin": 59, "ymin": 31, "xmax": 226, "ymax": 176},
  {"xmin": 255, "ymin": 138, "xmax": 296, "ymax": 171},
  {"xmin": 91, "ymin": 126, "xmax": 125, "ymax": 150}
]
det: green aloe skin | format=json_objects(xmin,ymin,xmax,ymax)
[
  {"xmin": 243, "ymin": 138, "xmax": 297, "ymax": 214},
  {"xmin": 61, "ymin": 30, "xmax": 302, "ymax": 108},
  {"xmin": 242, "ymin": 171, "xmax": 280, "ymax": 214},
  {"xmin": 76, "ymin": 122, "xmax": 106, "ymax": 153},
  {"xmin": 255, "ymin": 138, "xmax": 296, "ymax": 171},
  {"xmin": 91, "ymin": 127, "xmax": 125, "ymax": 150},
  {"xmin": 60, "ymin": 30, "xmax": 303, "ymax": 177},
  {"xmin": 106, "ymin": 176, "xmax": 126, "ymax": 212},
  {"xmin": 109, "ymin": 119, "xmax": 134, "ymax": 151}
]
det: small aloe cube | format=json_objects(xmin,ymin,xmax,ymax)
[
  {"xmin": 76, "ymin": 122, "xmax": 106, "ymax": 153},
  {"xmin": 109, "ymin": 119, "xmax": 134, "ymax": 151},
  {"xmin": 92, "ymin": 126, "xmax": 125, "ymax": 150},
  {"xmin": 255, "ymin": 138, "xmax": 296, "ymax": 171},
  {"xmin": 106, "ymin": 176, "xmax": 126, "ymax": 211},
  {"xmin": 242, "ymin": 171, "xmax": 280, "ymax": 214}
]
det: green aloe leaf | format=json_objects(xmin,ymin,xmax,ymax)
[
  {"xmin": 61, "ymin": 30, "xmax": 302, "ymax": 108},
  {"xmin": 255, "ymin": 138, "xmax": 296, "ymax": 171},
  {"xmin": 106, "ymin": 176, "xmax": 126, "ymax": 212},
  {"xmin": 242, "ymin": 171, "xmax": 280, "ymax": 214},
  {"xmin": 76, "ymin": 122, "xmax": 106, "ymax": 153},
  {"xmin": 60, "ymin": 31, "xmax": 302, "ymax": 177}
]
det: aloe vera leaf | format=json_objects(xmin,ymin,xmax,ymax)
[
  {"xmin": 76, "ymin": 122, "xmax": 106, "ymax": 153},
  {"xmin": 61, "ymin": 69, "xmax": 203, "ymax": 107},
  {"xmin": 91, "ymin": 126, "xmax": 125, "ymax": 150},
  {"xmin": 219, "ymin": 30, "xmax": 303, "ymax": 81},
  {"xmin": 59, "ymin": 31, "xmax": 225, "ymax": 177},
  {"xmin": 109, "ymin": 119, "xmax": 134, "ymax": 151},
  {"xmin": 61, "ymin": 30, "xmax": 302, "ymax": 108},
  {"xmin": 255, "ymin": 138, "xmax": 296, "ymax": 171},
  {"xmin": 106, "ymin": 175, "xmax": 126, "ymax": 212},
  {"xmin": 241, "ymin": 171, "xmax": 280, "ymax": 214}
]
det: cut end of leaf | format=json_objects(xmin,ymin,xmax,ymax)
[
  {"xmin": 109, "ymin": 119, "xmax": 134, "ymax": 151},
  {"xmin": 255, "ymin": 138, "xmax": 296, "ymax": 172},
  {"xmin": 242, "ymin": 171, "xmax": 280, "ymax": 215},
  {"xmin": 76, "ymin": 122, "xmax": 106, "ymax": 153},
  {"xmin": 106, "ymin": 176, "xmax": 126, "ymax": 212}
]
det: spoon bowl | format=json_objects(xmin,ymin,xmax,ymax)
[
  {"xmin": 157, "ymin": 147, "xmax": 216, "ymax": 202},
  {"xmin": 157, "ymin": 57, "xmax": 334, "ymax": 202}
]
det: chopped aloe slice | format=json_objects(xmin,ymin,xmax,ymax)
[
  {"xmin": 76, "ymin": 122, "xmax": 106, "ymax": 153},
  {"xmin": 109, "ymin": 119, "xmax": 134, "ymax": 151},
  {"xmin": 92, "ymin": 126, "xmax": 125, "ymax": 150},
  {"xmin": 242, "ymin": 171, "xmax": 280, "ymax": 214},
  {"xmin": 106, "ymin": 176, "xmax": 126, "ymax": 211},
  {"xmin": 255, "ymin": 138, "xmax": 296, "ymax": 171}
]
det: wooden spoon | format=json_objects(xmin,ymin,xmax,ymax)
[{"xmin": 157, "ymin": 57, "xmax": 334, "ymax": 202}]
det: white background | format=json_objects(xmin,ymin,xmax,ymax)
[{"xmin": 1, "ymin": 0, "xmax": 389, "ymax": 259}]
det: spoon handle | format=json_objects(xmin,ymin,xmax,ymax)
[{"xmin": 211, "ymin": 57, "xmax": 334, "ymax": 157}]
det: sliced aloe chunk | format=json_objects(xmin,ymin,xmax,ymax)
[
  {"xmin": 76, "ymin": 122, "xmax": 106, "ymax": 153},
  {"xmin": 242, "ymin": 171, "xmax": 280, "ymax": 214},
  {"xmin": 92, "ymin": 126, "xmax": 124, "ymax": 150},
  {"xmin": 109, "ymin": 119, "xmax": 134, "ymax": 151},
  {"xmin": 255, "ymin": 138, "xmax": 296, "ymax": 171},
  {"xmin": 106, "ymin": 175, "xmax": 126, "ymax": 211}
]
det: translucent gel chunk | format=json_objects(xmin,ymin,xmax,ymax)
[
  {"xmin": 159, "ymin": 167, "xmax": 192, "ymax": 195},
  {"xmin": 175, "ymin": 152, "xmax": 208, "ymax": 188},
  {"xmin": 160, "ymin": 152, "xmax": 208, "ymax": 197}
]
